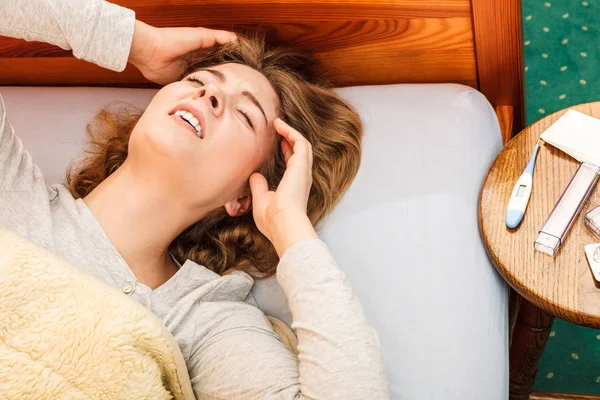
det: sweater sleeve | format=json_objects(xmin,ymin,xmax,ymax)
[
  {"xmin": 0, "ymin": 95, "xmax": 41, "ymax": 190},
  {"xmin": 0, "ymin": 0, "xmax": 135, "ymax": 72},
  {"xmin": 0, "ymin": 0, "xmax": 135, "ymax": 186},
  {"xmin": 187, "ymin": 238, "xmax": 392, "ymax": 399},
  {"xmin": 276, "ymin": 238, "xmax": 391, "ymax": 398}
]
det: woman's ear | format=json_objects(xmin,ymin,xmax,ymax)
[{"xmin": 224, "ymin": 194, "xmax": 252, "ymax": 217}]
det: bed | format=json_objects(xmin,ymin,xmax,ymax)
[{"xmin": 0, "ymin": 0, "xmax": 524, "ymax": 399}]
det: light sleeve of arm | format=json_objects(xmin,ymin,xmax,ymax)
[
  {"xmin": 0, "ymin": 0, "xmax": 135, "ymax": 72},
  {"xmin": 276, "ymin": 238, "xmax": 392, "ymax": 399},
  {"xmin": 188, "ymin": 304, "xmax": 307, "ymax": 399},
  {"xmin": 188, "ymin": 239, "xmax": 391, "ymax": 399},
  {"xmin": 0, "ymin": 95, "xmax": 41, "ymax": 190}
]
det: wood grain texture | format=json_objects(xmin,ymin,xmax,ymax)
[
  {"xmin": 479, "ymin": 102, "xmax": 600, "ymax": 328},
  {"xmin": 0, "ymin": 58, "xmax": 155, "ymax": 87},
  {"xmin": 0, "ymin": 16, "xmax": 477, "ymax": 87},
  {"xmin": 472, "ymin": 0, "xmax": 525, "ymax": 134},
  {"xmin": 531, "ymin": 392, "xmax": 600, "ymax": 399},
  {"xmin": 0, "ymin": 2, "xmax": 477, "ymax": 88},
  {"xmin": 120, "ymin": 0, "xmax": 472, "ymax": 20},
  {"xmin": 508, "ymin": 287, "xmax": 522, "ymax": 347},
  {"xmin": 509, "ymin": 299, "xmax": 554, "ymax": 400},
  {"xmin": 496, "ymin": 105, "xmax": 515, "ymax": 145}
]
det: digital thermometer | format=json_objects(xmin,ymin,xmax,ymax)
[{"xmin": 506, "ymin": 143, "xmax": 541, "ymax": 229}]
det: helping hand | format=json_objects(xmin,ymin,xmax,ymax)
[
  {"xmin": 249, "ymin": 119, "xmax": 319, "ymax": 258},
  {"xmin": 128, "ymin": 20, "xmax": 237, "ymax": 85}
]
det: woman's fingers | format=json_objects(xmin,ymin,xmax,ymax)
[
  {"xmin": 249, "ymin": 172, "xmax": 269, "ymax": 198},
  {"xmin": 209, "ymin": 28, "xmax": 238, "ymax": 45},
  {"xmin": 274, "ymin": 118, "xmax": 312, "ymax": 168},
  {"xmin": 195, "ymin": 27, "xmax": 238, "ymax": 46},
  {"xmin": 274, "ymin": 119, "xmax": 309, "ymax": 158},
  {"xmin": 281, "ymin": 138, "xmax": 293, "ymax": 164},
  {"xmin": 274, "ymin": 119, "xmax": 313, "ymax": 197}
]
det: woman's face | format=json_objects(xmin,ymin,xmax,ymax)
[{"xmin": 128, "ymin": 63, "xmax": 280, "ymax": 217}]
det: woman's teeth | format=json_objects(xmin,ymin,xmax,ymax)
[{"xmin": 174, "ymin": 110, "xmax": 202, "ymax": 138}]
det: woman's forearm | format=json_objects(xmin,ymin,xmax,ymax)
[
  {"xmin": 270, "ymin": 214, "xmax": 319, "ymax": 258},
  {"xmin": 276, "ymin": 238, "xmax": 392, "ymax": 399},
  {"xmin": 0, "ymin": 0, "xmax": 135, "ymax": 72},
  {"xmin": 127, "ymin": 20, "xmax": 156, "ymax": 71}
]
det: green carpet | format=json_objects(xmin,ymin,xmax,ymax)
[{"xmin": 523, "ymin": 0, "xmax": 600, "ymax": 394}]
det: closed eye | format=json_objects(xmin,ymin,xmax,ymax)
[
  {"xmin": 185, "ymin": 77, "xmax": 204, "ymax": 85},
  {"xmin": 239, "ymin": 109, "xmax": 254, "ymax": 130},
  {"xmin": 186, "ymin": 76, "xmax": 255, "ymax": 131}
]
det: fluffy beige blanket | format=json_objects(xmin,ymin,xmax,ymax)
[{"xmin": 0, "ymin": 228, "xmax": 195, "ymax": 400}]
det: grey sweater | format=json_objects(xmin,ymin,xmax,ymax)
[{"xmin": 0, "ymin": 1, "xmax": 391, "ymax": 399}]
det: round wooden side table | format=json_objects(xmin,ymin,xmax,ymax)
[{"xmin": 479, "ymin": 102, "xmax": 600, "ymax": 400}]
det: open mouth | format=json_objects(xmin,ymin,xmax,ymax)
[{"xmin": 171, "ymin": 114, "xmax": 202, "ymax": 139}]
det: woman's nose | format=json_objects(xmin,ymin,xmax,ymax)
[{"xmin": 194, "ymin": 85, "xmax": 223, "ymax": 116}]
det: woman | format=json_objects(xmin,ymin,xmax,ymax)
[{"xmin": 0, "ymin": 0, "xmax": 391, "ymax": 398}]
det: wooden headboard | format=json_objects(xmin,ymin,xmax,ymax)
[{"xmin": 0, "ymin": 0, "xmax": 524, "ymax": 136}]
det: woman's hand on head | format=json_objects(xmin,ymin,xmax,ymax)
[
  {"xmin": 127, "ymin": 20, "xmax": 237, "ymax": 85},
  {"xmin": 249, "ymin": 118, "xmax": 319, "ymax": 258}
]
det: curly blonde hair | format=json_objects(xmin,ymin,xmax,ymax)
[{"xmin": 67, "ymin": 32, "xmax": 362, "ymax": 278}]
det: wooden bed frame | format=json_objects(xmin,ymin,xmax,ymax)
[{"xmin": 0, "ymin": 0, "xmax": 524, "ymax": 139}]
